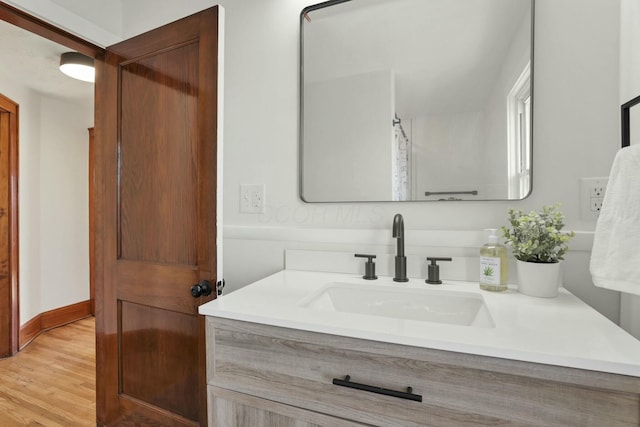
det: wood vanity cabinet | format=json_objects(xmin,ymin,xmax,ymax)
[
  {"xmin": 209, "ymin": 386, "xmax": 366, "ymax": 426},
  {"xmin": 206, "ymin": 318, "xmax": 640, "ymax": 426}
]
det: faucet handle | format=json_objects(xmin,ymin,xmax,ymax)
[
  {"xmin": 425, "ymin": 257, "xmax": 452, "ymax": 284},
  {"xmin": 355, "ymin": 254, "xmax": 377, "ymax": 280}
]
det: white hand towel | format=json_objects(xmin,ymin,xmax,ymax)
[{"xmin": 590, "ymin": 145, "xmax": 640, "ymax": 295}]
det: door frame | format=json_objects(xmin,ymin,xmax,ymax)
[
  {"xmin": 0, "ymin": 93, "xmax": 18, "ymax": 357},
  {"xmin": 88, "ymin": 128, "xmax": 95, "ymax": 315},
  {"xmin": 0, "ymin": 2, "xmax": 104, "ymax": 354},
  {"xmin": 0, "ymin": 2, "xmax": 103, "ymax": 57}
]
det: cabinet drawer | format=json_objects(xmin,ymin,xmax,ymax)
[
  {"xmin": 207, "ymin": 318, "xmax": 640, "ymax": 426},
  {"xmin": 209, "ymin": 385, "xmax": 367, "ymax": 427}
]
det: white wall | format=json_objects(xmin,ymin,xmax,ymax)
[
  {"xmin": 3, "ymin": 0, "xmax": 122, "ymax": 46},
  {"xmin": 48, "ymin": 0, "xmax": 123, "ymax": 37},
  {"xmin": 303, "ymin": 70, "xmax": 394, "ymax": 201},
  {"xmin": 38, "ymin": 95, "xmax": 91, "ymax": 315},
  {"xmin": 209, "ymin": 0, "xmax": 618, "ymax": 230},
  {"xmin": 8, "ymin": 0, "xmax": 625, "ymax": 323},
  {"xmin": 0, "ymin": 71, "xmax": 91, "ymax": 325},
  {"xmin": 483, "ymin": 7, "xmax": 532, "ymax": 199},
  {"xmin": 412, "ymin": 111, "xmax": 489, "ymax": 198},
  {"xmin": 620, "ymin": 0, "xmax": 640, "ymax": 103},
  {"xmin": 619, "ymin": 0, "xmax": 640, "ymax": 338},
  {"xmin": 112, "ymin": 0, "xmax": 624, "ymax": 323},
  {"xmin": 413, "ymin": 5, "xmax": 531, "ymax": 201}
]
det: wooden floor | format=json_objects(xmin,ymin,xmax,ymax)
[{"xmin": 0, "ymin": 317, "xmax": 96, "ymax": 426}]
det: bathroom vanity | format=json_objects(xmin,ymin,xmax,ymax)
[{"xmin": 200, "ymin": 252, "xmax": 640, "ymax": 426}]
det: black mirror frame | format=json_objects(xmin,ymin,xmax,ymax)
[
  {"xmin": 621, "ymin": 94, "xmax": 640, "ymax": 148},
  {"xmin": 298, "ymin": 0, "xmax": 535, "ymax": 203}
]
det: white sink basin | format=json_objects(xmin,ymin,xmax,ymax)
[{"xmin": 299, "ymin": 282, "xmax": 495, "ymax": 328}]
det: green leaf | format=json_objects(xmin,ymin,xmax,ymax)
[{"xmin": 483, "ymin": 266, "xmax": 494, "ymax": 276}]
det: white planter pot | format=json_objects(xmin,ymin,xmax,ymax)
[{"xmin": 516, "ymin": 260, "xmax": 561, "ymax": 298}]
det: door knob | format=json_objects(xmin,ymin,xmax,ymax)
[{"xmin": 191, "ymin": 280, "xmax": 213, "ymax": 298}]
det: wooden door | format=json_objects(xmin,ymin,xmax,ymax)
[{"xmin": 94, "ymin": 7, "xmax": 221, "ymax": 426}]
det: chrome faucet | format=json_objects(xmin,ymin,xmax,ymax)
[{"xmin": 392, "ymin": 214, "xmax": 408, "ymax": 282}]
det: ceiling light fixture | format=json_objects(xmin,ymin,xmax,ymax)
[{"xmin": 59, "ymin": 52, "xmax": 95, "ymax": 83}]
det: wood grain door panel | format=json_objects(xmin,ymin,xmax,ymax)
[
  {"xmin": 120, "ymin": 301, "xmax": 199, "ymax": 421},
  {"xmin": 119, "ymin": 42, "xmax": 199, "ymax": 266},
  {"xmin": 95, "ymin": 7, "xmax": 220, "ymax": 426},
  {"xmin": 117, "ymin": 261, "xmax": 200, "ymax": 314}
]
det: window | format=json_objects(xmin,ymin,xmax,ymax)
[{"xmin": 507, "ymin": 62, "xmax": 532, "ymax": 199}]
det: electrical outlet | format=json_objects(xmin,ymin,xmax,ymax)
[
  {"xmin": 590, "ymin": 184, "xmax": 605, "ymax": 198},
  {"xmin": 591, "ymin": 197, "xmax": 603, "ymax": 212},
  {"xmin": 240, "ymin": 184, "xmax": 265, "ymax": 214},
  {"xmin": 580, "ymin": 177, "xmax": 608, "ymax": 220}
]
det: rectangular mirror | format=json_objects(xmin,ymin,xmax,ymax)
[{"xmin": 300, "ymin": 0, "xmax": 534, "ymax": 202}]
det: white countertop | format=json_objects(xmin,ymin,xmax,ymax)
[{"xmin": 199, "ymin": 270, "xmax": 640, "ymax": 377}]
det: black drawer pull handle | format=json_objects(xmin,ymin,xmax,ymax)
[{"xmin": 332, "ymin": 375, "xmax": 422, "ymax": 402}]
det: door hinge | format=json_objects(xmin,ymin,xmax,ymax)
[{"xmin": 216, "ymin": 279, "xmax": 225, "ymax": 296}]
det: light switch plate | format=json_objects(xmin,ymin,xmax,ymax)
[{"xmin": 240, "ymin": 184, "xmax": 265, "ymax": 214}]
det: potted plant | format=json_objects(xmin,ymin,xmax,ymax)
[{"xmin": 501, "ymin": 204, "xmax": 575, "ymax": 297}]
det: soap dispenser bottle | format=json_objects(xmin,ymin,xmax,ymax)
[{"xmin": 479, "ymin": 228, "xmax": 508, "ymax": 292}]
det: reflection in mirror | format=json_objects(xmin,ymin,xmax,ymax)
[{"xmin": 300, "ymin": 0, "xmax": 534, "ymax": 202}]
